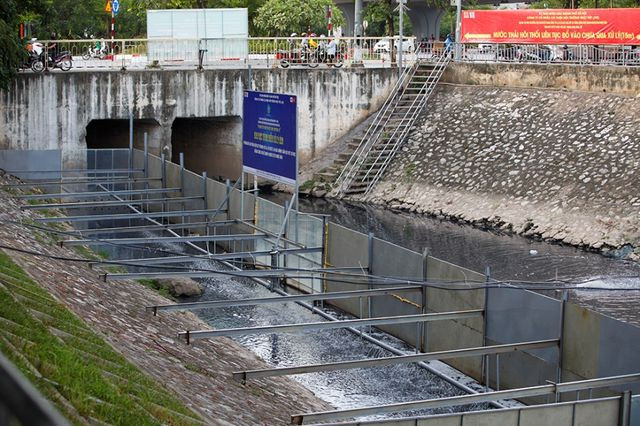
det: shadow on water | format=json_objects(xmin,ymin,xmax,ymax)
[{"xmin": 264, "ymin": 193, "xmax": 640, "ymax": 326}]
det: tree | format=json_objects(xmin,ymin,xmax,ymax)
[
  {"xmin": 0, "ymin": 0, "xmax": 24, "ymax": 89},
  {"xmin": 253, "ymin": 0, "xmax": 345, "ymax": 36}
]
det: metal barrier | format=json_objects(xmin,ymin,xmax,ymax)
[{"xmin": 19, "ymin": 37, "xmax": 640, "ymax": 71}]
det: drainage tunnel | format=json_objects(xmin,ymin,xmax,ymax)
[
  {"xmin": 171, "ymin": 117, "xmax": 242, "ymax": 181},
  {"xmin": 86, "ymin": 119, "xmax": 163, "ymax": 154}
]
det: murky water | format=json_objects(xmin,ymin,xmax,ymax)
[{"xmin": 272, "ymin": 195, "xmax": 640, "ymax": 326}]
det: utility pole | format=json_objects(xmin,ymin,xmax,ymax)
[
  {"xmin": 454, "ymin": 0, "xmax": 462, "ymax": 60},
  {"xmin": 395, "ymin": 0, "xmax": 409, "ymax": 75}
]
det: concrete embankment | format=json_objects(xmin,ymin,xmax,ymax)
[
  {"xmin": 348, "ymin": 64, "xmax": 640, "ymax": 258},
  {"xmin": 0, "ymin": 175, "xmax": 330, "ymax": 424}
]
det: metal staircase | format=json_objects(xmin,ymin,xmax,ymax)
[{"xmin": 333, "ymin": 54, "xmax": 450, "ymax": 197}]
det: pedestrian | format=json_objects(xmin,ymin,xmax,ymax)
[
  {"xmin": 326, "ymin": 37, "xmax": 337, "ymax": 63},
  {"xmin": 444, "ymin": 33, "xmax": 453, "ymax": 57}
]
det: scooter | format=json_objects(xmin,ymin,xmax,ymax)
[{"xmin": 82, "ymin": 41, "xmax": 107, "ymax": 60}]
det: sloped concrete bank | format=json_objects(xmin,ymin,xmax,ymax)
[
  {"xmin": 361, "ymin": 82, "xmax": 640, "ymax": 260},
  {"xmin": 0, "ymin": 174, "xmax": 330, "ymax": 424}
]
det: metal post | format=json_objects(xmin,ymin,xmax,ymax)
[
  {"xmin": 248, "ymin": 64, "xmax": 253, "ymax": 90},
  {"xmin": 483, "ymin": 265, "xmax": 491, "ymax": 391},
  {"xmin": 496, "ymin": 354, "xmax": 500, "ymax": 391},
  {"xmin": 269, "ymin": 250, "xmax": 278, "ymax": 291},
  {"xmin": 620, "ymin": 391, "xmax": 631, "ymax": 426},
  {"xmin": 367, "ymin": 232, "xmax": 374, "ymax": 331},
  {"xmin": 557, "ymin": 289, "xmax": 568, "ymax": 402},
  {"xmin": 179, "ymin": 152, "xmax": 185, "ymax": 233},
  {"xmin": 143, "ymin": 133, "xmax": 149, "ymax": 180},
  {"xmin": 398, "ymin": 0, "xmax": 404, "ymax": 75},
  {"xmin": 203, "ymin": 171, "xmax": 209, "ymax": 253},
  {"xmin": 455, "ymin": 0, "xmax": 462, "ymax": 60},
  {"xmin": 161, "ymin": 153, "xmax": 167, "ymax": 220},
  {"xmin": 128, "ymin": 111, "xmax": 134, "ymax": 175},
  {"xmin": 321, "ymin": 215, "xmax": 329, "ymax": 303},
  {"xmin": 241, "ymin": 172, "xmax": 245, "ymax": 222},
  {"xmin": 420, "ymin": 248, "xmax": 429, "ymax": 353},
  {"xmin": 225, "ymin": 179, "xmax": 231, "ymax": 220}
]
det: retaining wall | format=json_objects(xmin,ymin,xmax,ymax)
[{"xmin": 0, "ymin": 68, "xmax": 397, "ymax": 167}]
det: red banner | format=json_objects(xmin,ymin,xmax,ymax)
[{"xmin": 461, "ymin": 9, "xmax": 640, "ymax": 45}]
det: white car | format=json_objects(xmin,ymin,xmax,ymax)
[{"xmin": 373, "ymin": 38, "xmax": 415, "ymax": 53}]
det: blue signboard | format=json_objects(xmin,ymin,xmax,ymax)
[
  {"xmin": 112, "ymin": 0, "xmax": 120, "ymax": 14},
  {"xmin": 242, "ymin": 91, "xmax": 297, "ymax": 186}
]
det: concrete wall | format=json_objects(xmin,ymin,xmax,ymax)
[
  {"xmin": 0, "ymin": 68, "xmax": 396, "ymax": 172},
  {"xmin": 443, "ymin": 63, "xmax": 640, "ymax": 96},
  {"xmin": 370, "ymin": 77, "xmax": 640, "ymax": 255}
]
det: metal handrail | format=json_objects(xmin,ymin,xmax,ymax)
[
  {"xmin": 363, "ymin": 54, "xmax": 450, "ymax": 194},
  {"xmin": 333, "ymin": 62, "xmax": 419, "ymax": 196}
]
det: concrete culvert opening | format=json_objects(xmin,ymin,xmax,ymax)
[
  {"xmin": 86, "ymin": 119, "xmax": 163, "ymax": 155},
  {"xmin": 171, "ymin": 117, "xmax": 242, "ymax": 181}
]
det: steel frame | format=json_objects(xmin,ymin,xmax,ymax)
[
  {"xmin": 67, "ymin": 220, "xmax": 240, "ymax": 236},
  {"xmin": 232, "ymin": 339, "xmax": 558, "ymax": 383},
  {"xmin": 36, "ymin": 208, "xmax": 227, "ymax": 223},
  {"xmin": 61, "ymin": 233, "xmax": 266, "ymax": 247},
  {"xmin": 178, "ymin": 310, "xmax": 483, "ymax": 343},
  {"xmin": 146, "ymin": 285, "xmax": 420, "ymax": 314},
  {"xmin": 102, "ymin": 247, "xmax": 324, "ymax": 269},
  {"xmin": 2, "ymin": 177, "xmax": 161, "ymax": 188},
  {"xmin": 291, "ymin": 373, "xmax": 640, "ymax": 424},
  {"xmin": 18, "ymin": 187, "xmax": 181, "ymax": 200},
  {"xmin": 21, "ymin": 196, "xmax": 204, "ymax": 210},
  {"xmin": 102, "ymin": 265, "xmax": 368, "ymax": 281}
]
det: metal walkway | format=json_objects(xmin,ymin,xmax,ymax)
[{"xmin": 333, "ymin": 55, "xmax": 450, "ymax": 197}]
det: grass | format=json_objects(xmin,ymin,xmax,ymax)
[
  {"xmin": 137, "ymin": 279, "xmax": 175, "ymax": 301},
  {"xmin": 0, "ymin": 251, "xmax": 201, "ymax": 425}
]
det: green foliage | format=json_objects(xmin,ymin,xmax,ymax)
[
  {"xmin": 254, "ymin": 0, "xmax": 344, "ymax": 36},
  {"xmin": 362, "ymin": 1, "xmax": 412, "ymax": 36}
]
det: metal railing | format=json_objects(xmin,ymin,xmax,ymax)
[
  {"xmin": 333, "ymin": 53, "xmax": 450, "ymax": 197},
  {"xmin": 333, "ymin": 62, "xmax": 419, "ymax": 195},
  {"xmin": 22, "ymin": 36, "xmax": 421, "ymax": 71},
  {"xmin": 20, "ymin": 38, "xmax": 640, "ymax": 72},
  {"xmin": 362, "ymin": 53, "xmax": 451, "ymax": 195}
]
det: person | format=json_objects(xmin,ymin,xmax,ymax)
[
  {"xmin": 326, "ymin": 37, "xmax": 337, "ymax": 63},
  {"xmin": 288, "ymin": 32, "xmax": 298, "ymax": 50},
  {"xmin": 47, "ymin": 32, "xmax": 58, "ymax": 61},
  {"xmin": 444, "ymin": 33, "xmax": 453, "ymax": 57},
  {"xmin": 428, "ymin": 34, "xmax": 436, "ymax": 54}
]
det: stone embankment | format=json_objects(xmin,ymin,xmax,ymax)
[
  {"xmin": 0, "ymin": 174, "xmax": 330, "ymax": 424},
  {"xmin": 362, "ymin": 84, "xmax": 640, "ymax": 259}
]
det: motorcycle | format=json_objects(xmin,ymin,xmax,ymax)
[
  {"xmin": 82, "ymin": 42, "xmax": 107, "ymax": 60},
  {"xmin": 19, "ymin": 39, "xmax": 44, "ymax": 71},
  {"xmin": 317, "ymin": 45, "xmax": 345, "ymax": 68},
  {"xmin": 277, "ymin": 42, "xmax": 319, "ymax": 68},
  {"xmin": 31, "ymin": 50, "xmax": 73, "ymax": 73}
]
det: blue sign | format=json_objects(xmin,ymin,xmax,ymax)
[
  {"xmin": 242, "ymin": 91, "xmax": 297, "ymax": 186},
  {"xmin": 112, "ymin": 0, "xmax": 120, "ymax": 14}
]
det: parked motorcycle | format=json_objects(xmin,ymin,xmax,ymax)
[{"xmin": 31, "ymin": 50, "xmax": 73, "ymax": 73}]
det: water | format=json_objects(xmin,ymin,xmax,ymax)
[
  {"xmin": 191, "ymin": 267, "xmax": 490, "ymax": 419},
  {"xmin": 270, "ymin": 195, "xmax": 640, "ymax": 326},
  {"xmin": 92, "ymin": 221, "xmax": 492, "ymax": 419}
]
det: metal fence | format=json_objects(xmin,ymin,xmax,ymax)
[{"xmin": 21, "ymin": 37, "xmax": 640, "ymax": 72}]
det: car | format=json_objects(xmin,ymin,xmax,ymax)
[{"xmin": 373, "ymin": 38, "xmax": 415, "ymax": 53}]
